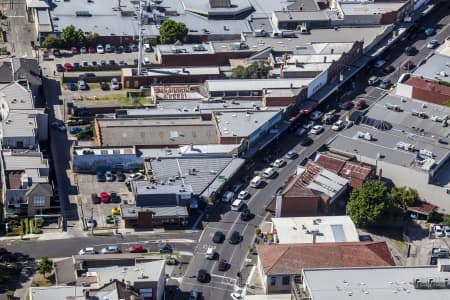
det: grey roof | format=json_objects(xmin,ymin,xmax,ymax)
[
  {"xmin": 149, "ymin": 156, "xmax": 236, "ymax": 194},
  {"xmin": 157, "ymin": 42, "xmax": 215, "ymax": 55},
  {"xmin": 122, "ymin": 66, "xmax": 220, "ymax": 77},
  {"xmin": 341, "ymin": 2, "xmax": 406, "ymax": 16},
  {"xmin": 29, "ymin": 286, "xmax": 86, "ymax": 300},
  {"xmin": 0, "ymin": 82, "xmax": 34, "ymax": 110},
  {"xmin": 412, "ymin": 53, "xmax": 450, "ymax": 82},
  {"xmin": 303, "ymin": 265, "xmax": 450, "ymax": 300},
  {"xmin": 120, "ymin": 204, "xmax": 188, "ymax": 218},
  {"xmin": 89, "ymin": 260, "xmax": 165, "ymax": 286},
  {"xmin": 214, "ymin": 110, "xmax": 281, "ymax": 137},
  {"xmin": 182, "ymin": 0, "xmax": 253, "ymax": 16},
  {"xmin": 138, "ymin": 144, "xmax": 237, "ymax": 158},
  {"xmin": 97, "ymin": 118, "xmax": 218, "ymax": 146},
  {"xmin": 2, "ymin": 111, "xmax": 36, "ymax": 138},
  {"xmin": 2, "ymin": 150, "xmax": 48, "ymax": 171},
  {"xmin": 133, "ymin": 180, "xmax": 193, "ymax": 195},
  {"xmin": 54, "ymin": 258, "xmax": 77, "ymax": 285},
  {"xmin": 274, "ymin": 10, "xmax": 338, "ymax": 22},
  {"xmin": 14, "ymin": 58, "xmax": 42, "ymax": 86},
  {"xmin": 206, "ymin": 78, "xmax": 313, "ymax": 92},
  {"xmin": 0, "ymin": 62, "xmax": 13, "ymax": 83}
]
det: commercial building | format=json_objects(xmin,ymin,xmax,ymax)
[
  {"xmin": 297, "ymin": 261, "xmax": 450, "ymax": 300},
  {"xmin": 257, "ymin": 241, "xmax": 395, "ymax": 294}
]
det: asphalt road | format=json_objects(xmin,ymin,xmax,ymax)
[{"xmin": 0, "ymin": 231, "xmax": 201, "ymax": 259}]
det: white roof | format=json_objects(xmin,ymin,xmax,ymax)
[
  {"xmin": 206, "ymin": 78, "xmax": 313, "ymax": 92},
  {"xmin": 272, "ymin": 216, "xmax": 359, "ymax": 244}
]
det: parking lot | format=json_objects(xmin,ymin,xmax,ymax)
[{"xmin": 77, "ymin": 174, "xmax": 133, "ymax": 229}]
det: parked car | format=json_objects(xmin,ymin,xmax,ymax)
[
  {"xmin": 64, "ymin": 63, "xmax": 72, "ymax": 71},
  {"xmin": 80, "ymin": 46, "xmax": 87, "ymax": 54},
  {"xmin": 85, "ymin": 218, "xmax": 96, "ymax": 229},
  {"xmin": 285, "ymin": 151, "xmax": 298, "ymax": 159},
  {"xmin": 100, "ymin": 82, "xmax": 109, "ymax": 90},
  {"xmin": 116, "ymin": 171, "xmax": 125, "ymax": 182},
  {"xmin": 432, "ymin": 247, "xmax": 449, "ymax": 258},
  {"xmin": 105, "ymin": 171, "xmax": 115, "ymax": 182},
  {"xmin": 111, "ymin": 78, "xmax": 120, "ymax": 90},
  {"xmin": 73, "ymin": 62, "xmax": 80, "ymax": 69},
  {"xmin": 302, "ymin": 120, "xmax": 315, "ymax": 130},
  {"xmin": 66, "ymin": 82, "xmax": 77, "ymax": 91},
  {"xmin": 143, "ymin": 57, "xmax": 151, "ymax": 65},
  {"xmin": 445, "ymin": 226, "xmax": 450, "ymax": 237},
  {"xmin": 310, "ymin": 125, "xmax": 324, "ymax": 135},
  {"xmin": 56, "ymin": 63, "xmax": 65, "ymax": 72},
  {"xmin": 78, "ymin": 80, "xmax": 88, "ymax": 90},
  {"xmin": 51, "ymin": 121, "xmax": 66, "ymax": 132},
  {"xmin": 373, "ymin": 59, "xmax": 386, "ymax": 68},
  {"xmin": 91, "ymin": 193, "xmax": 100, "ymax": 204},
  {"xmin": 339, "ymin": 101, "xmax": 353, "ymax": 110},
  {"xmin": 79, "ymin": 247, "xmax": 96, "ymax": 255},
  {"xmin": 309, "ymin": 110, "xmax": 323, "ymax": 121},
  {"xmin": 300, "ymin": 137, "xmax": 313, "ymax": 146},
  {"xmin": 424, "ymin": 27, "xmax": 435, "ymax": 36},
  {"xmin": 237, "ymin": 190, "xmax": 249, "ymax": 200},
  {"xmin": 434, "ymin": 225, "xmax": 445, "ymax": 238},
  {"xmin": 108, "ymin": 59, "xmax": 116, "ymax": 65},
  {"xmin": 91, "ymin": 61, "xmax": 98, "ymax": 67},
  {"xmin": 402, "ymin": 60, "xmax": 415, "ymax": 70},
  {"xmin": 160, "ymin": 243, "xmax": 173, "ymax": 254},
  {"xmin": 128, "ymin": 172, "xmax": 144, "ymax": 181},
  {"xmin": 218, "ymin": 259, "xmax": 229, "ymax": 271},
  {"xmin": 355, "ymin": 99, "xmax": 367, "ymax": 110},
  {"xmin": 71, "ymin": 46, "xmax": 78, "ymax": 54},
  {"xmin": 212, "ymin": 231, "xmax": 225, "ymax": 243},
  {"xmin": 110, "ymin": 192, "xmax": 120, "ymax": 203},
  {"xmin": 228, "ymin": 231, "xmax": 242, "ymax": 244},
  {"xmin": 331, "ymin": 120, "xmax": 345, "ymax": 131},
  {"xmin": 128, "ymin": 244, "xmax": 146, "ymax": 253},
  {"xmin": 100, "ymin": 191, "xmax": 109, "ymax": 203},
  {"xmin": 111, "ymin": 207, "xmax": 121, "ymax": 215},
  {"xmin": 368, "ymin": 76, "xmax": 379, "ymax": 86},
  {"xmin": 272, "ymin": 159, "xmax": 286, "ymax": 168},
  {"xmin": 100, "ymin": 60, "xmax": 106, "ymax": 66},
  {"xmin": 101, "ymin": 245, "xmax": 121, "ymax": 254},
  {"xmin": 124, "ymin": 46, "xmax": 132, "ymax": 53},
  {"xmin": 69, "ymin": 127, "xmax": 83, "ymax": 134},
  {"xmin": 379, "ymin": 78, "xmax": 391, "ymax": 89},
  {"xmin": 166, "ymin": 257, "xmax": 178, "ymax": 265},
  {"xmin": 96, "ymin": 172, "xmax": 106, "ymax": 182},
  {"xmin": 88, "ymin": 47, "xmax": 96, "ymax": 53},
  {"xmin": 230, "ymin": 293, "xmax": 243, "ymax": 300},
  {"xmin": 114, "ymin": 46, "xmax": 123, "ymax": 54},
  {"xmin": 197, "ymin": 269, "xmax": 209, "ymax": 283},
  {"xmin": 105, "ymin": 44, "xmax": 112, "ymax": 53}
]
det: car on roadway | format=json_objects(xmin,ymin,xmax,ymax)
[
  {"xmin": 79, "ymin": 247, "xmax": 96, "ymax": 255},
  {"xmin": 331, "ymin": 120, "xmax": 345, "ymax": 131},
  {"xmin": 159, "ymin": 244, "xmax": 173, "ymax": 254},
  {"xmin": 405, "ymin": 46, "xmax": 417, "ymax": 56},
  {"xmin": 310, "ymin": 125, "xmax": 324, "ymax": 135},
  {"xmin": 302, "ymin": 120, "xmax": 315, "ymax": 130},
  {"xmin": 230, "ymin": 293, "xmax": 243, "ymax": 300},
  {"xmin": 128, "ymin": 172, "xmax": 144, "ymax": 181},
  {"xmin": 272, "ymin": 158, "xmax": 286, "ymax": 168},
  {"xmin": 101, "ymin": 245, "xmax": 121, "ymax": 254},
  {"xmin": 53, "ymin": 49, "xmax": 61, "ymax": 57},
  {"xmin": 379, "ymin": 78, "xmax": 392, "ymax": 89},
  {"xmin": 355, "ymin": 99, "xmax": 367, "ymax": 110},
  {"xmin": 424, "ymin": 27, "xmax": 435, "ymax": 36},
  {"xmin": 96, "ymin": 172, "xmax": 106, "ymax": 182},
  {"xmin": 218, "ymin": 259, "xmax": 230, "ymax": 271},
  {"xmin": 309, "ymin": 110, "xmax": 323, "ymax": 121},
  {"xmin": 427, "ymin": 40, "xmax": 439, "ymax": 49},
  {"xmin": 105, "ymin": 171, "xmax": 115, "ymax": 182},
  {"xmin": 213, "ymin": 231, "xmax": 225, "ymax": 243},
  {"xmin": 373, "ymin": 59, "xmax": 386, "ymax": 68},
  {"xmin": 300, "ymin": 136, "xmax": 313, "ymax": 146},
  {"xmin": 111, "ymin": 78, "xmax": 120, "ymax": 90},
  {"xmin": 339, "ymin": 101, "xmax": 353, "ymax": 110},
  {"xmin": 237, "ymin": 190, "xmax": 249, "ymax": 200},
  {"xmin": 129, "ymin": 244, "xmax": 146, "ymax": 253},
  {"xmin": 197, "ymin": 269, "xmax": 209, "ymax": 283},
  {"xmin": 285, "ymin": 151, "xmax": 298, "ymax": 159},
  {"xmin": 228, "ymin": 231, "xmax": 242, "ymax": 244}
]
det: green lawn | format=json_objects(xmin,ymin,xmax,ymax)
[
  {"xmin": 73, "ymin": 94, "xmax": 152, "ymax": 106},
  {"xmin": 443, "ymin": 100, "xmax": 450, "ymax": 107}
]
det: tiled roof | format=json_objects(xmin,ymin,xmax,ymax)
[
  {"xmin": 315, "ymin": 153, "xmax": 346, "ymax": 173},
  {"xmin": 408, "ymin": 201, "xmax": 438, "ymax": 215},
  {"xmin": 257, "ymin": 241, "xmax": 395, "ymax": 275}
]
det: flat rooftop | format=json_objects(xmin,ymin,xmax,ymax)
[
  {"xmin": 120, "ymin": 204, "xmax": 188, "ymax": 219},
  {"xmin": 206, "ymin": 78, "xmax": 313, "ymax": 92},
  {"xmin": 123, "ymin": 67, "xmax": 220, "ymax": 77},
  {"xmin": 341, "ymin": 2, "xmax": 406, "ymax": 16},
  {"xmin": 2, "ymin": 150, "xmax": 48, "ymax": 171},
  {"xmin": 157, "ymin": 43, "xmax": 215, "ymax": 55},
  {"xmin": 271, "ymin": 216, "xmax": 359, "ymax": 244},
  {"xmin": 0, "ymin": 82, "xmax": 34, "ymax": 110},
  {"xmin": 2, "ymin": 111, "xmax": 36, "ymax": 138},
  {"xmin": 96, "ymin": 117, "xmax": 218, "ymax": 146},
  {"xmin": 412, "ymin": 53, "xmax": 450, "ymax": 82},
  {"xmin": 244, "ymin": 26, "xmax": 389, "ymax": 52},
  {"xmin": 73, "ymin": 146, "xmax": 136, "ymax": 156},
  {"xmin": 214, "ymin": 110, "xmax": 280, "ymax": 137},
  {"xmin": 303, "ymin": 265, "xmax": 450, "ymax": 300}
]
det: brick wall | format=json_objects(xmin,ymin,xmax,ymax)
[
  {"xmin": 280, "ymin": 196, "xmax": 320, "ymax": 217},
  {"xmin": 263, "ymin": 96, "xmax": 295, "ymax": 107},
  {"xmin": 327, "ymin": 41, "xmax": 364, "ymax": 82}
]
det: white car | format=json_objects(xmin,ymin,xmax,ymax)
[
  {"xmin": 78, "ymin": 80, "xmax": 87, "ymax": 90},
  {"xmin": 230, "ymin": 292, "xmax": 243, "ymax": 300},
  {"xmin": 310, "ymin": 125, "xmax": 324, "ymax": 135},
  {"xmin": 445, "ymin": 226, "xmax": 450, "ymax": 237},
  {"xmin": 128, "ymin": 172, "xmax": 144, "ymax": 181},
  {"xmin": 79, "ymin": 247, "xmax": 96, "ymax": 255},
  {"xmin": 237, "ymin": 190, "xmax": 249, "ymax": 200},
  {"xmin": 80, "ymin": 46, "xmax": 87, "ymax": 54},
  {"xmin": 86, "ymin": 218, "xmax": 96, "ymax": 229},
  {"xmin": 272, "ymin": 159, "xmax": 286, "ymax": 168},
  {"xmin": 309, "ymin": 110, "xmax": 323, "ymax": 121},
  {"xmin": 331, "ymin": 120, "xmax": 345, "ymax": 131},
  {"xmin": 302, "ymin": 120, "xmax": 315, "ymax": 130},
  {"xmin": 96, "ymin": 44, "xmax": 104, "ymax": 54},
  {"xmin": 143, "ymin": 57, "xmax": 151, "ymax": 65},
  {"xmin": 427, "ymin": 40, "xmax": 439, "ymax": 49},
  {"xmin": 101, "ymin": 245, "xmax": 121, "ymax": 254},
  {"xmin": 435, "ymin": 225, "xmax": 445, "ymax": 238},
  {"xmin": 111, "ymin": 78, "xmax": 120, "ymax": 90}
]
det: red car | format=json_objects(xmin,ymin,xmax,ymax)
[
  {"xmin": 88, "ymin": 47, "xmax": 96, "ymax": 53},
  {"xmin": 402, "ymin": 60, "xmax": 415, "ymax": 70},
  {"xmin": 355, "ymin": 99, "xmax": 366, "ymax": 110},
  {"xmin": 129, "ymin": 244, "xmax": 146, "ymax": 253},
  {"xmin": 71, "ymin": 47, "xmax": 78, "ymax": 54},
  {"xmin": 64, "ymin": 63, "xmax": 72, "ymax": 71},
  {"xmin": 100, "ymin": 192, "xmax": 109, "ymax": 203}
]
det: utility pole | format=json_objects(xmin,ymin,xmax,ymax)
[{"xmin": 137, "ymin": 1, "xmax": 144, "ymax": 75}]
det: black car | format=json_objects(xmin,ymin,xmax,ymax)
[
  {"xmin": 240, "ymin": 208, "xmax": 252, "ymax": 221},
  {"xmin": 197, "ymin": 269, "xmax": 209, "ymax": 283},
  {"xmin": 212, "ymin": 231, "xmax": 225, "ymax": 243},
  {"xmin": 116, "ymin": 171, "xmax": 125, "ymax": 182},
  {"xmin": 228, "ymin": 231, "xmax": 242, "ymax": 244},
  {"xmin": 55, "ymin": 64, "xmax": 65, "ymax": 72},
  {"xmin": 405, "ymin": 46, "xmax": 417, "ymax": 56},
  {"xmin": 91, "ymin": 61, "xmax": 98, "ymax": 67},
  {"xmin": 115, "ymin": 46, "xmax": 123, "ymax": 54},
  {"xmin": 91, "ymin": 193, "xmax": 100, "ymax": 204},
  {"xmin": 100, "ymin": 81, "xmax": 109, "ymax": 91},
  {"xmin": 110, "ymin": 192, "xmax": 120, "ymax": 203},
  {"xmin": 383, "ymin": 65, "xmax": 395, "ymax": 74},
  {"xmin": 300, "ymin": 137, "xmax": 313, "ymax": 146},
  {"xmin": 96, "ymin": 172, "xmax": 106, "ymax": 182},
  {"xmin": 109, "ymin": 59, "xmax": 116, "ymax": 65},
  {"xmin": 218, "ymin": 259, "xmax": 229, "ymax": 271}
]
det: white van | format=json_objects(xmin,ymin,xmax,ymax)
[
  {"xmin": 205, "ymin": 247, "xmax": 215, "ymax": 260},
  {"xmin": 250, "ymin": 176, "xmax": 262, "ymax": 188},
  {"xmin": 144, "ymin": 43, "xmax": 152, "ymax": 52},
  {"xmin": 221, "ymin": 191, "xmax": 234, "ymax": 202},
  {"xmin": 231, "ymin": 199, "xmax": 244, "ymax": 211},
  {"xmin": 263, "ymin": 167, "xmax": 276, "ymax": 179}
]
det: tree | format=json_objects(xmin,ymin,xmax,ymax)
[
  {"xmin": 85, "ymin": 32, "xmax": 99, "ymax": 47},
  {"xmin": 41, "ymin": 36, "xmax": 62, "ymax": 49},
  {"xmin": 231, "ymin": 62, "xmax": 271, "ymax": 79},
  {"xmin": 35, "ymin": 256, "xmax": 53, "ymax": 278},
  {"xmin": 389, "ymin": 186, "xmax": 418, "ymax": 211},
  {"xmin": 61, "ymin": 25, "xmax": 85, "ymax": 47},
  {"xmin": 159, "ymin": 19, "xmax": 188, "ymax": 44},
  {"xmin": 346, "ymin": 180, "xmax": 397, "ymax": 227}
]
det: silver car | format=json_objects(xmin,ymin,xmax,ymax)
[{"xmin": 101, "ymin": 245, "xmax": 121, "ymax": 254}]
